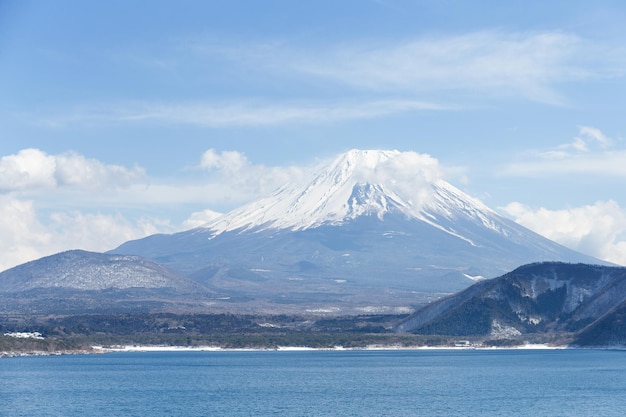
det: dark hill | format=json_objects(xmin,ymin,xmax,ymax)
[{"xmin": 395, "ymin": 262, "xmax": 626, "ymax": 346}]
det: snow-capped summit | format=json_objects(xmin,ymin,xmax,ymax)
[{"xmin": 201, "ymin": 149, "xmax": 500, "ymax": 241}]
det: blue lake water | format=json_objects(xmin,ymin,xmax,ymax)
[{"xmin": 2, "ymin": 349, "xmax": 626, "ymax": 416}]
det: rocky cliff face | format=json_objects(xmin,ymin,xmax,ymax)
[{"xmin": 396, "ymin": 262, "xmax": 626, "ymax": 345}]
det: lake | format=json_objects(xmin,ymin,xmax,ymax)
[{"xmin": 2, "ymin": 349, "xmax": 626, "ymax": 416}]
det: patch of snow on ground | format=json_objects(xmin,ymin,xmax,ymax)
[
  {"xmin": 305, "ymin": 307, "xmax": 341, "ymax": 313},
  {"xmin": 463, "ymin": 273, "xmax": 485, "ymax": 281},
  {"xmin": 3, "ymin": 332, "xmax": 44, "ymax": 339},
  {"xmin": 490, "ymin": 320, "xmax": 521, "ymax": 339}
]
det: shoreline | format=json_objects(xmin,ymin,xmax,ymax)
[
  {"xmin": 10, "ymin": 343, "xmax": 624, "ymax": 358},
  {"xmin": 92, "ymin": 343, "xmax": 568, "ymax": 353},
  {"xmin": 1, "ymin": 340, "xmax": 575, "ymax": 358},
  {"xmin": 0, "ymin": 349, "xmax": 97, "ymax": 359}
]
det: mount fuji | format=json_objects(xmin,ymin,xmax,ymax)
[{"xmin": 113, "ymin": 149, "xmax": 604, "ymax": 314}]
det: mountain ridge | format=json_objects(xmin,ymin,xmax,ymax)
[{"xmin": 112, "ymin": 149, "xmax": 606, "ymax": 313}]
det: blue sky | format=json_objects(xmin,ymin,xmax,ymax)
[{"xmin": 2, "ymin": 0, "xmax": 626, "ymax": 271}]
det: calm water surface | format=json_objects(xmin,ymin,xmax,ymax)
[{"xmin": 2, "ymin": 349, "xmax": 626, "ymax": 416}]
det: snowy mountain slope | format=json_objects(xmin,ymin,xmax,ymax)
[
  {"xmin": 0, "ymin": 250, "xmax": 219, "ymax": 314},
  {"xmin": 201, "ymin": 149, "xmax": 501, "ymax": 238},
  {"xmin": 113, "ymin": 149, "xmax": 607, "ymax": 312},
  {"xmin": 0, "ymin": 250, "xmax": 200, "ymax": 292}
]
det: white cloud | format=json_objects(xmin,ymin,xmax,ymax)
[
  {"xmin": 503, "ymin": 151, "xmax": 626, "ymax": 177},
  {"xmin": 351, "ymin": 150, "xmax": 443, "ymax": 206},
  {"xmin": 200, "ymin": 149, "xmax": 248, "ymax": 172},
  {"xmin": 0, "ymin": 148, "xmax": 57, "ymax": 191},
  {"xmin": 0, "ymin": 197, "xmax": 52, "ymax": 271},
  {"xmin": 197, "ymin": 148, "xmax": 307, "ymax": 200},
  {"xmin": 55, "ymin": 151, "xmax": 146, "ymax": 188},
  {"xmin": 577, "ymin": 126, "xmax": 613, "ymax": 149},
  {"xmin": 47, "ymin": 211, "xmax": 170, "ymax": 251},
  {"xmin": 44, "ymin": 149, "xmax": 307, "ymax": 212},
  {"xmin": 549, "ymin": 126, "xmax": 615, "ymax": 156},
  {"xmin": 0, "ymin": 194, "xmax": 173, "ymax": 272},
  {"xmin": 0, "ymin": 148, "xmax": 146, "ymax": 191},
  {"xmin": 503, "ymin": 200, "xmax": 626, "ymax": 265},
  {"xmin": 181, "ymin": 209, "xmax": 223, "ymax": 229},
  {"xmin": 501, "ymin": 126, "xmax": 626, "ymax": 177},
  {"xmin": 0, "ymin": 149, "xmax": 157, "ymax": 271}
]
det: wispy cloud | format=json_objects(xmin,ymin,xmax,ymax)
[
  {"xmin": 33, "ymin": 30, "xmax": 625, "ymax": 129},
  {"xmin": 501, "ymin": 126, "xmax": 626, "ymax": 177},
  {"xmin": 38, "ymin": 99, "xmax": 446, "ymax": 128},
  {"xmin": 210, "ymin": 30, "xmax": 624, "ymax": 105}
]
